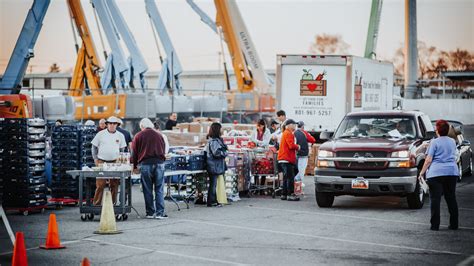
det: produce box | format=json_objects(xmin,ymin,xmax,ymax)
[
  {"xmin": 163, "ymin": 132, "xmax": 207, "ymax": 147},
  {"xmin": 305, "ymin": 144, "xmax": 320, "ymax": 176}
]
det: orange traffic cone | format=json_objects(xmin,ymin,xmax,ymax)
[
  {"xmin": 40, "ymin": 214, "xmax": 65, "ymax": 249},
  {"xmin": 81, "ymin": 257, "xmax": 91, "ymax": 266},
  {"xmin": 12, "ymin": 232, "xmax": 28, "ymax": 266}
]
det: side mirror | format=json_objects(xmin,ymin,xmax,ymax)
[
  {"xmin": 461, "ymin": 140, "xmax": 471, "ymax": 146},
  {"xmin": 425, "ymin": 131, "xmax": 436, "ymax": 140},
  {"xmin": 320, "ymin": 131, "xmax": 334, "ymax": 140}
]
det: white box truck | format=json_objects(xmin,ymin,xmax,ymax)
[{"xmin": 276, "ymin": 55, "xmax": 394, "ymax": 132}]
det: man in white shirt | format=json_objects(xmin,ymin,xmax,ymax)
[{"xmin": 91, "ymin": 116, "xmax": 127, "ymax": 205}]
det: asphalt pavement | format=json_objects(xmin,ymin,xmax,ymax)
[{"xmin": 1, "ymin": 127, "xmax": 473, "ymax": 265}]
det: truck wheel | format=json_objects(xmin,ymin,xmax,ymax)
[
  {"xmin": 315, "ymin": 191, "xmax": 334, "ymax": 208},
  {"xmin": 407, "ymin": 180, "xmax": 424, "ymax": 209},
  {"xmin": 457, "ymin": 162, "xmax": 463, "ymax": 182},
  {"xmin": 467, "ymin": 156, "xmax": 472, "ymax": 176}
]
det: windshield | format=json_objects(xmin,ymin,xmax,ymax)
[{"xmin": 334, "ymin": 116, "xmax": 417, "ymax": 139}]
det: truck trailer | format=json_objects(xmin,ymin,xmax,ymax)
[{"xmin": 276, "ymin": 55, "xmax": 394, "ymax": 133}]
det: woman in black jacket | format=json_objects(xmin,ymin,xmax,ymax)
[{"xmin": 205, "ymin": 122, "xmax": 228, "ymax": 207}]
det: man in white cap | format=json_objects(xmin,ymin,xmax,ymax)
[{"xmin": 91, "ymin": 116, "xmax": 127, "ymax": 205}]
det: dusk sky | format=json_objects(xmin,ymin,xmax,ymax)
[{"xmin": 0, "ymin": 0, "xmax": 473, "ymax": 74}]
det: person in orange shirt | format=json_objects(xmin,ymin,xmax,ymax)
[{"xmin": 277, "ymin": 119, "xmax": 300, "ymax": 201}]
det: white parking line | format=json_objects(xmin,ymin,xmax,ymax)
[
  {"xmin": 457, "ymin": 255, "xmax": 474, "ymax": 266},
  {"xmin": 0, "ymin": 239, "xmax": 82, "ymax": 256},
  {"xmin": 180, "ymin": 219, "xmax": 462, "ymax": 256},
  {"xmin": 248, "ymin": 206, "xmax": 474, "ymax": 230},
  {"xmin": 84, "ymin": 238, "xmax": 247, "ymax": 265},
  {"xmin": 459, "ymin": 207, "xmax": 474, "ymax": 211}
]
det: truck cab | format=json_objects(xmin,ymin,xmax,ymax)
[{"xmin": 314, "ymin": 110, "xmax": 435, "ymax": 209}]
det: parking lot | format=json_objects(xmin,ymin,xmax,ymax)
[{"xmin": 1, "ymin": 126, "xmax": 473, "ymax": 265}]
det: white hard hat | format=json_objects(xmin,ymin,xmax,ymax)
[{"xmin": 84, "ymin": 120, "xmax": 95, "ymax": 126}]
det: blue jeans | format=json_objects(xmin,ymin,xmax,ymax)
[{"xmin": 140, "ymin": 163, "xmax": 165, "ymax": 216}]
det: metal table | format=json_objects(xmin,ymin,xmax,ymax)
[
  {"xmin": 164, "ymin": 170, "xmax": 207, "ymax": 210},
  {"xmin": 67, "ymin": 170, "xmax": 139, "ymax": 221}
]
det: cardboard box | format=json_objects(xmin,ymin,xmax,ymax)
[
  {"xmin": 188, "ymin": 122, "xmax": 202, "ymax": 133},
  {"xmin": 305, "ymin": 144, "xmax": 320, "ymax": 176},
  {"xmin": 233, "ymin": 124, "xmax": 256, "ymax": 131},
  {"xmin": 163, "ymin": 131, "xmax": 208, "ymax": 147},
  {"xmin": 193, "ymin": 117, "xmax": 220, "ymax": 123}
]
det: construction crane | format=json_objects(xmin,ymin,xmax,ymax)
[
  {"xmin": 145, "ymin": 0, "xmax": 183, "ymax": 95},
  {"xmin": 364, "ymin": 0, "xmax": 383, "ymax": 59},
  {"xmin": 91, "ymin": 0, "xmax": 149, "ymax": 93},
  {"xmin": 0, "ymin": 0, "xmax": 50, "ymax": 118},
  {"xmin": 67, "ymin": 0, "xmax": 102, "ymax": 96},
  {"xmin": 187, "ymin": 0, "xmax": 274, "ymax": 113},
  {"xmin": 67, "ymin": 0, "xmax": 127, "ymax": 120}
]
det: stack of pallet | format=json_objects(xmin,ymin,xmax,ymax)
[{"xmin": 0, "ymin": 118, "xmax": 47, "ymax": 215}]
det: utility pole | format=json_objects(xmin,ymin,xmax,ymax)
[{"xmin": 404, "ymin": 0, "xmax": 419, "ymax": 99}]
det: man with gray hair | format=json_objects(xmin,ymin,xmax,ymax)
[{"xmin": 132, "ymin": 118, "xmax": 168, "ymax": 219}]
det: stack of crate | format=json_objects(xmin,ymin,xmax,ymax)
[
  {"xmin": 79, "ymin": 125, "xmax": 96, "ymax": 168},
  {"xmin": 51, "ymin": 125, "xmax": 80, "ymax": 200},
  {"xmin": 0, "ymin": 118, "xmax": 47, "ymax": 214}
]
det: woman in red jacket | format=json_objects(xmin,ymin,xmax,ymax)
[{"xmin": 277, "ymin": 119, "xmax": 300, "ymax": 201}]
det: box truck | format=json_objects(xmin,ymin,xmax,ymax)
[{"xmin": 276, "ymin": 55, "xmax": 394, "ymax": 132}]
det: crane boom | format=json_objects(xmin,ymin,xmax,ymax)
[
  {"xmin": 185, "ymin": 0, "xmax": 218, "ymax": 34},
  {"xmin": 67, "ymin": 0, "xmax": 102, "ymax": 96},
  {"xmin": 214, "ymin": 0, "xmax": 253, "ymax": 92},
  {"xmin": 364, "ymin": 0, "xmax": 383, "ymax": 59},
  {"xmin": 145, "ymin": 0, "xmax": 183, "ymax": 94},
  {"xmin": 106, "ymin": 0, "xmax": 148, "ymax": 90},
  {"xmin": 91, "ymin": 0, "xmax": 129, "ymax": 92},
  {"xmin": 0, "ymin": 0, "xmax": 50, "ymax": 94}
]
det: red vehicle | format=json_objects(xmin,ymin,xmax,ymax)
[{"xmin": 314, "ymin": 111, "xmax": 436, "ymax": 209}]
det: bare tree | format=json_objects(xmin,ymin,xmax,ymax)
[
  {"xmin": 49, "ymin": 63, "xmax": 61, "ymax": 73},
  {"xmin": 392, "ymin": 42, "xmax": 473, "ymax": 78},
  {"xmin": 449, "ymin": 49, "xmax": 473, "ymax": 71},
  {"xmin": 309, "ymin": 34, "xmax": 350, "ymax": 54}
]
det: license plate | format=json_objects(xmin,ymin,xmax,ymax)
[{"xmin": 352, "ymin": 178, "xmax": 369, "ymax": 189}]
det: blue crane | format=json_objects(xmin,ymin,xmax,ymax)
[
  {"xmin": 145, "ymin": 0, "xmax": 183, "ymax": 95},
  {"xmin": 0, "ymin": 0, "xmax": 50, "ymax": 94},
  {"xmin": 91, "ymin": 0, "xmax": 130, "ymax": 93}
]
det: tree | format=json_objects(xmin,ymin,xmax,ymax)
[
  {"xmin": 391, "ymin": 42, "xmax": 474, "ymax": 79},
  {"xmin": 49, "ymin": 63, "xmax": 61, "ymax": 73},
  {"xmin": 309, "ymin": 34, "xmax": 350, "ymax": 54}
]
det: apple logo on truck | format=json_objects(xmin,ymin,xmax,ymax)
[{"xmin": 300, "ymin": 69, "xmax": 327, "ymax": 96}]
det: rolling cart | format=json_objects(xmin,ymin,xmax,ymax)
[
  {"xmin": 67, "ymin": 170, "xmax": 139, "ymax": 221},
  {"xmin": 249, "ymin": 148, "xmax": 280, "ymax": 198}
]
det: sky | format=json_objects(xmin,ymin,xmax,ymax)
[{"xmin": 0, "ymin": 0, "xmax": 473, "ymax": 74}]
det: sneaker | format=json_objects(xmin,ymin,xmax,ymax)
[
  {"xmin": 145, "ymin": 215, "xmax": 155, "ymax": 219},
  {"xmin": 155, "ymin": 214, "xmax": 169, "ymax": 220},
  {"xmin": 287, "ymin": 194, "xmax": 300, "ymax": 201},
  {"xmin": 280, "ymin": 195, "xmax": 287, "ymax": 200}
]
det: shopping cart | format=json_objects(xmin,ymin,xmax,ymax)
[{"xmin": 249, "ymin": 148, "xmax": 280, "ymax": 198}]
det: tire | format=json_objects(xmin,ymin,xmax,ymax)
[
  {"xmin": 407, "ymin": 180, "xmax": 424, "ymax": 209},
  {"xmin": 81, "ymin": 214, "xmax": 87, "ymax": 221},
  {"xmin": 466, "ymin": 156, "xmax": 472, "ymax": 177},
  {"xmin": 87, "ymin": 213, "xmax": 94, "ymax": 221},
  {"xmin": 458, "ymin": 162, "xmax": 463, "ymax": 182},
  {"xmin": 315, "ymin": 190, "xmax": 334, "ymax": 208}
]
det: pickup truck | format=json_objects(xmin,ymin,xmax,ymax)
[{"xmin": 314, "ymin": 110, "xmax": 436, "ymax": 209}]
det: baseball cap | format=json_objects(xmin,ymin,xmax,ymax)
[{"xmin": 284, "ymin": 119, "xmax": 297, "ymax": 126}]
